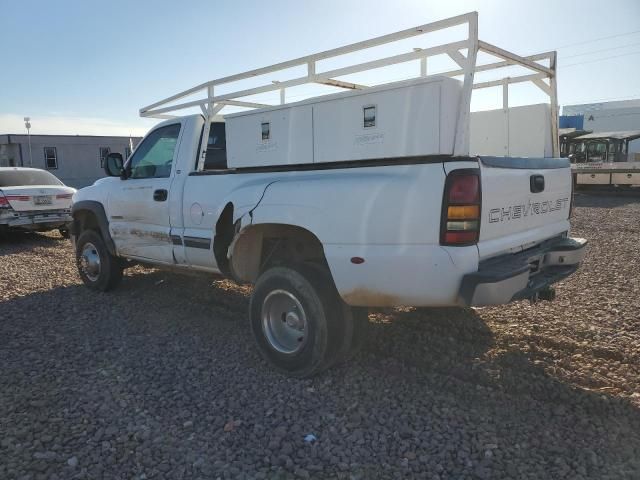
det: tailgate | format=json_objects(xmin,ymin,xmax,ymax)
[
  {"xmin": 478, "ymin": 157, "xmax": 572, "ymax": 260},
  {"xmin": 1, "ymin": 185, "xmax": 74, "ymax": 212}
]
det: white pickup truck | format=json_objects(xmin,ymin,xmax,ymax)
[{"xmin": 71, "ymin": 13, "xmax": 586, "ymax": 376}]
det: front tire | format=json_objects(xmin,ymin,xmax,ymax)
[
  {"xmin": 75, "ymin": 230, "xmax": 123, "ymax": 291},
  {"xmin": 249, "ymin": 265, "xmax": 344, "ymax": 378}
]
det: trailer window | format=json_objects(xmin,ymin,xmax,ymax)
[
  {"xmin": 99, "ymin": 147, "xmax": 111, "ymax": 168},
  {"xmin": 44, "ymin": 147, "xmax": 58, "ymax": 169}
]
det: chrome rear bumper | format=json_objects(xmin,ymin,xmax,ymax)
[
  {"xmin": 2, "ymin": 210, "xmax": 72, "ymax": 231},
  {"xmin": 459, "ymin": 236, "xmax": 587, "ymax": 306}
]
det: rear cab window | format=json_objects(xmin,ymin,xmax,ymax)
[{"xmin": 195, "ymin": 122, "xmax": 227, "ymax": 171}]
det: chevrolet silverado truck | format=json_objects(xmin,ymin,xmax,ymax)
[{"xmin": 70, "ymin": 13, "xmax": 587, "ymax": 377}]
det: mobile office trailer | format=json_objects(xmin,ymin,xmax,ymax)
[{"xmin": 138, "ymin": 11, "xmax": 560, "ymax": 167}]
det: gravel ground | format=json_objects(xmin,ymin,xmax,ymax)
[{"xmin": 1, "ymin": 192, "xmax": 639, "ymax": 480}]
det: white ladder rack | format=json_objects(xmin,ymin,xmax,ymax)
[{"xmin": 139, "ymin": 11, "xmax": 559, "ymax": 170}]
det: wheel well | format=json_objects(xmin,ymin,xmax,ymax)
[
  {"xmin": 73, "ymin": 210, "xmax": 100, "ymax": 234},
  {"xmin": 229, "ymin": 223, "xmax": 328, "ymax": 283},
  {"xmin": 213, "ymin": 203, "xmax": 235, "ymax": 277}
]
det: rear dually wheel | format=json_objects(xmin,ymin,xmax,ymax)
[{"xmin": 249, "ymin": 265, "xmax": 345, "ymax": 378}]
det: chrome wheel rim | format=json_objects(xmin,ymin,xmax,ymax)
[
  {"xmin": 79, "ymin": 242, "xmax": 101, "ymax": 282},
  {"xmin": 261, "ymin": 289, "xmax": 308, "ymax": 354}
]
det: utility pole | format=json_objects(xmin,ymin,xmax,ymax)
[{"xmin": 24, "ymin": 117, "xmax": 33, "ymax": 167}]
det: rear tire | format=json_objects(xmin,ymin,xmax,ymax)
[
  {"xmin": 249, "ymin": 264, "xmax": 344, "ymax": 377},
  {"xmin": 75, "ymin": 230, "xmax": 123, "ymax": 291},
  {"xmin": 304, "ymin": 264, "xmax": 369, "ymax": 366}
]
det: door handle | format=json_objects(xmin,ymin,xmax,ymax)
[{"xmin": 153, "ymin": 189, "xmax": 168, "ymax": 201}]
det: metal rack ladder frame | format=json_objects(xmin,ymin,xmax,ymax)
[{"xmin": 139, "ymin": 11, "xmax": 559, "ymax": 171}]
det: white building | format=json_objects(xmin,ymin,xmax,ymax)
[{"xmin": 0, "ymin": 134, "xmax": 142, "ymax": 188}]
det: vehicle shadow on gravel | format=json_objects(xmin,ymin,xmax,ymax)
[
  {"xmin": 2, "ymin": 270, "xmax": 639, "ymax": 478},
  {"xmin": 363, "ymin": 307, "xmax": 494, "ymax": 379},
  {"xmin": 0, "ymin": 231, "xmax": 67, "ymax": 256},
  {"xmin": 359, "ymin": 305, "xmax": 632, "ymax": 403},
  {"xmin": 574, "ymin": 191, "xmax": 640, "ymax": 208}
]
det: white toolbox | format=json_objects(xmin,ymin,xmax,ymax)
[{"xmin": 225, "ymin": 76, "xmax": 462, "ymax": 168}]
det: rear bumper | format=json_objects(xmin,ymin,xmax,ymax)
[
  {"xmin": 459, "ymin": 236, "xmax": 587, "ymax": 306},
  {"xmin": 1, "ymin": 211, "xmax": 72, "ymax": 231}
]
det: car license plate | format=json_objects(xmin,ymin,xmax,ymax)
[{"xmin": 33, "ymin": 195, "xmax": 53, "ymax": 205}]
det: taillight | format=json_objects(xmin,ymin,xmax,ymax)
[
  {"xmin": 440, "ymin": 170, "xmax": 481, "ymax": 246},
  {"xmin": 56, "ymin": 193, "xmax": 73, "ymax": 199},
  {"xmin": 0, "ymin": 192, "xmax": 10, "ymax": 209}
]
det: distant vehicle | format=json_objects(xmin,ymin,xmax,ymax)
[
  {"xmin": 0, "ymin": 167, "xmax": 76, "ymax": 237},
  {"xmin": 562, "ymin": 131, "xmax": 640, "ymax": 187}
]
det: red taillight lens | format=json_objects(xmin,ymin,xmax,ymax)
[
  {"xmin": 448, "ymin": 174, "xmax": 480, "ymax": 204},
  {"xmin": 56, "ymin": 193, "xmax": 73, "ymax": 199},
  {"xmin": 0, "ymin": 192, "xmax": 10, "ymax": 209},
  {"xmin": 440, "ymin": 170, "xmax": 481, "ymax": 246},
  {"xmin": 443, "ymin": 230, "xmax": 478, "ymax": 244}
]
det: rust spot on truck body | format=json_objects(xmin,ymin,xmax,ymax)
[{"xmin": 342, "ymin": 288, "xmax": 402, "ymax": 307}]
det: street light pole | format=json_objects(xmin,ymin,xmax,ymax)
[{"xmin": 24, "ymin": 117, "xmax": 33, "ymax": 167}]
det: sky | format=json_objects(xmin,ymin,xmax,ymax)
[{"xmin": 1, "ymin": 0, "xmax": 639, "ymax": 136}]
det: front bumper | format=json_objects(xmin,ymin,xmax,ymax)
[
  {"xmin": 459, "ymin": 236, "xmax": 587, "ymax": 306},
  {"xmin": 1, "ymin": 210, "xmax": 72, "ymax": 231}
]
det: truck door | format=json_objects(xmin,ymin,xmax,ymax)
[{"xmin": 107, "ymin": 122, "xmax": 182, "ymax": 263}]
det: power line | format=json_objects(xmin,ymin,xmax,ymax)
[
  {"xmin": 561, "ymin": 41, "xmax": 640, "ymax": 59},
  {"xmin": 562, "ymin": 50, "xmax": 640, "ymax": 68},
  {"xmin": 555, "ymin": 29, "xmax": 640, "ymax": 50}
]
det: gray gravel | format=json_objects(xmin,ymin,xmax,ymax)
[{"xmin": 1, "ymin": 192, "xmax": 639, "ymax": 479}]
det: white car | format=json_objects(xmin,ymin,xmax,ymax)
[{"xmin": 0, "ymin": 167, "xmax": 76, "ymax": 237}]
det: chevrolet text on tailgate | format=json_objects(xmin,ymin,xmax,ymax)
[{"xmin": 71, "ymin": 12, "xmax": 586, "ymax": 377}]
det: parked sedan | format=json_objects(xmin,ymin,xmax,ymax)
[{"xmin": 0, "ymin": 167, "xmax": 75, "ymax": 237}]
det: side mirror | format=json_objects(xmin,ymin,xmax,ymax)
[{"xmin": 104, "ymin": 152, "xmax": 125, "ymax": 178}]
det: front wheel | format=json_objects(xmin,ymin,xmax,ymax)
[
  {"xmin": 249, "ymin": 265, "xmax": 345, "ymax": 378},
  {"xmin": 75, "ymin": 230, "xmax": 123, "ymax": 291}
]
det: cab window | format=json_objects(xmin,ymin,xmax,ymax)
[
  {"xmin": 128, "ymin": 124, "xmax": 181, "ymax": 179},
  {"xmin": 204, "ymin": 123, "xmax": 227, "ymax": 170},
  {"xmin": 194, "ymin": 122, "xmax": 228, "ymax": 171}
]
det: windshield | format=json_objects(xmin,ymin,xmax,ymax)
[{"xmin": 0, "ymin": 169, "xmax": 64, "ymax": 187}]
